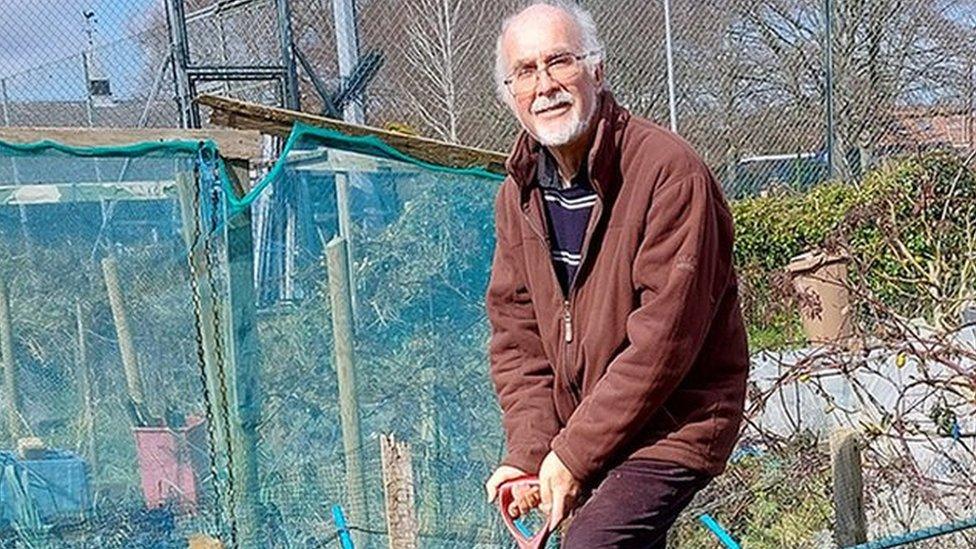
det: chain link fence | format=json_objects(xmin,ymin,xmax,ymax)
[
  {"xmin": 6, "ymin": 0, "xmax": 976, "ymax": 195},
  {"xmin": 3, "ymin": 2, "xmax": 976, "ymax": 548}
]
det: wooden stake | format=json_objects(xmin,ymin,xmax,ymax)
[
  {"xmin": 75, "ymin": 301, "xmax": 96, "ymax": 471},
  {"xmin": 177, "ymin": 162, "xmax": 265, "ymax": 543},
  {"xmin": 223, "ymin": 159, "xmax": 264, "ymax": 543},
  {"xmin": 0, "ymin": 277, "xmax": 22, "ymax": 439},
  {"xmin": 326, "ymin": 236, "xmax": 367, "ymax": 524},
  {"xmin": 831, "ymin": 428, "xmax": 868, "ymax": 546},
  {"xmin": 101, "ymin": 256, "xmax": 147, "ymax": 422},
  {"xmin": 381, "ymin": 434, "xmax": 418, "ymax": 549},
  {"xmin": 418, "ymin": 366, "xmax": 441, "ymax": 528}
]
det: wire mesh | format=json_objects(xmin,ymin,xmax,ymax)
[{"xmin": 4, "ymin": 1, "xmax": 976, "ymax": 547}]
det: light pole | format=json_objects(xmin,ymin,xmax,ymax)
[
  {"xmin": 824, "ymin": 0, "xmax": 836, "ymax": 178},
  {"xmin": 664, "ymin": 0, "xmax": 678, "ymax": 133}
]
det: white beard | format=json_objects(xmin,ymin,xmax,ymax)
[{"xmin": 531, "ymin": 91, "xmax": 598, "ymax": 147}]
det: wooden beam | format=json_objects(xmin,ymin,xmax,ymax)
[
  {"xmin": 223, "ymin": 158, "xmax": 265, "ymax": 543},
  {"xmin": 0, "ymin": 127, "xmax": 262, "ymax": 161},
  {"xmin": 831, "ymin": 428, "xmax": 868, "ymax": 546},
  {"xmin": 380, "ymin": 434, "xmax": 418, "ymax": 549},
  {"xmin": 176, "ymin": 164, "xmax": 263, "ymax": 542},
  {"xmin": 75, "ymin": 301, "xmax": 96, "ymax": 472},
  {"xmin": 325, "ymin": 236, "xmax": 368, "ymax": 526},
  {"xmin": 0, "ymin": 277, "xmax": 22, "ymax": 440},
  {"xmin": 198, "ymin": 94, "xmax": 508, "ymax": 175},
  {"xmin": 101, "ymin": 256, "xmax": 148, "ymax": 425}
]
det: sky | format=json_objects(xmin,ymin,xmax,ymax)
[{"xmin": 0, "ymin": 0, "xmax": 159, "ymax": 99}]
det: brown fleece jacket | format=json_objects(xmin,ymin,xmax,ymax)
[{"xmin": 486, "ymin": 91, "xmax": 749, "ymax": 484}]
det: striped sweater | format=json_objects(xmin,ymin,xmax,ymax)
[{"xmin": 536, "ymin": 150, "xmax": 597, "ymax": 295}]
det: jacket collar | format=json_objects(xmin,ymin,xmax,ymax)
[{"xmin": 505, "ymin": 90, "xmax": 628, "ymax": 201}]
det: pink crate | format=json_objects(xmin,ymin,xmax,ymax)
[{"xmin": 132, "ymin": 417, "xmax": 210, "ymax": 511}]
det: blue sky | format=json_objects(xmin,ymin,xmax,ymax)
[{"xmin": 0, "ymin": 0, "xmax": 159, "ymax": 99}]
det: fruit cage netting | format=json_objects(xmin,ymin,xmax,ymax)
[{"xmin": 2, "ymin": 124, "xmax": 976, "ymax": 549}]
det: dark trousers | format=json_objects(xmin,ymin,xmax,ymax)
[{"xmin": 560, "ymin": 458, "xmax": 712, "ymax": 549}]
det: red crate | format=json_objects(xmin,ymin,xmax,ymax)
[{"xmin": 133, "ymin": 417, "xmax": 210, "ymax": 511}]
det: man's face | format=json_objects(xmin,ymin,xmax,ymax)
[{"xmin": 501, "ymin": 9, "xmax": 603, "ymax": 147}]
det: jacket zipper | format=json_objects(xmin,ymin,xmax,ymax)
[
  {"xmin": 521, "ymin": 184, "xmax": 604, "ymax": 406},
  {"xmin": 564, "ymin": 194, "xmax": 602, "ymax": 402}
]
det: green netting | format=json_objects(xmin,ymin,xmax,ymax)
[
  {"xmin": 0, "ymin": 125, "xmax": 509, "ymax": 548},
  {"xmin": 3, "ymin": 125, "xmax": 976, "ymax": 549}
]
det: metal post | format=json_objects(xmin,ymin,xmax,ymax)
[
  {"xmin": 3, "ymin": 76, "xmax": 25, "ymax": 243},
  {"xmin": 274, "ymin": 0, "xmax": 301, "ymax": 110},
  {"xmin": 81, "ymin": 52, "xmax": 103, "ymax": 183},
  {"xmin": 331, "ymin": 0, "xmax": 364, "ymax": 318},
  {"xmin": 165, "ymin": 0, "xmax": 199, "ymax": 128},
  {"xmin": 0, "ymin": 78, "xmax": 9, "ymax": 125},
  {"xmin": 663, "ymin": 0, "xmax": 678, "ymax": 133},
  {"xmin": 968, "ymin": 59, "xmax": 974, "ymax": 150},
  {"xmin": 824, "ymin": 0, "xmax": 836, "ymax": 178},
  {"xmin": 216, "ymin": 10, "xmax": 232, "ymax": 97},
  {"xmin": 332, "ymin": 0, "xmax": 364, "ymax": 123},
  {"xmin": 1, "ymin": 78, "xmax": 20, "ymax": 186}
]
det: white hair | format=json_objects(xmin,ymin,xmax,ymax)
[{"xmin": 494, "ymin": 0, "xmax": 607, "ymax": 106}]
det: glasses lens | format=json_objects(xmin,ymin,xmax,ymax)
[
  {"xmin": 511, "ymin": 74, "xmax": 536, "ymax": 97},
  {"xmin": 548, "ymin": 55, "xmax": 580, "ymax": 81}
]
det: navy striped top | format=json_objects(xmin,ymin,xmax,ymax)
[{"xmin": 536, "ymin": 150, "xmax": 597, "ymax": 296}]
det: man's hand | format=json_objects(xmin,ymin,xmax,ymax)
[
  {"xmin": 485, "ymin": 465, "xmax": 541, "ymax": 518},
  {"xmin": 538, "ymin": 451, "xmax": 581, "ymax": 528}
]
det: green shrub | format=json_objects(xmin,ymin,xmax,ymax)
[{"xmin": 731, "ymin": 151, "xmax": 976, "ymax": 347}]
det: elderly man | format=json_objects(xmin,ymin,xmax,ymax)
[{"xmin": 483, "ymin": 1, "xmax": 749, "ymax": 547}]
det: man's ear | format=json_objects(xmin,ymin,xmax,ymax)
[{"xmin": 594, "ymin": 61, "xmax": 606, "ymax": 88}]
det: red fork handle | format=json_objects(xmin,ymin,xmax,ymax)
[{"xmin": 498, "ymin": 476, "xmax": 552, "ymax": 549}]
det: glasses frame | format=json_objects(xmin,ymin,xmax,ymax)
[{"xmin": 504, "ymin": 50, "xmax": 600, "ymax": 97}]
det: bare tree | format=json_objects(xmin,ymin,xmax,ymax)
[{"xmin": 397, "ymin": 0, "xmax": 494, "ymax": 143}]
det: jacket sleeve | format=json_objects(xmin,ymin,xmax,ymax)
[
  {"xmin": 550, "ymin": 172, "xmax": 733, "ymax": 483},
  {"xmin": 486, "ymin": 182, "xmax": 562, "ymax": 474}
]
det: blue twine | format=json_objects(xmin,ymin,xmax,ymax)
[
  {"xmin": 513, "ymin": 518, "xmax": 534, "ymax": 538},
  {"xmin": 331, "ymin": 505, "xmax": 354, "ymax": 549},
  {"xmin": 699, "ymin": 514, "xmax": 741, "ymax": 549}
]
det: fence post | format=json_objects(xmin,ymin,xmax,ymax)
[
  {"xmin": 179, "ymin": 160, "xmax": 265, "ymax": 543},
  {"xmin": 831, "ymin": 428, "xmax": 868, "ymax": 546},
  {"xmin": 101, "ymin": 256, "xmax": 148, "ymax": 424},
  {"xmin": 326, "ymin": 236, "xmax": 367, "ymax": 525},
  {"xmin": 380, "ymin": 434, "xmax": 418, "ymax": 549},
  {"xmin": 0, "ymin": 277, "xmax": 22, "ymax": 439},
  {"xmin": 75, "ymin": 301, "xmax": 96, "ymax": 470}
]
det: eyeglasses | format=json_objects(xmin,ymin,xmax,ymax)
[{"xmin": 504, "ymin": 50, "xmax": 600, "ymax": 97}]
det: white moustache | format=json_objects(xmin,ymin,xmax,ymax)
[{"xmin": 532, "ymin": 92, "xmax": 574, "ymax": 115}]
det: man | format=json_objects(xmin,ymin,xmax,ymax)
[{"xmin": 483, "ymin": 2, "xmax": 750, "ymax": 547}]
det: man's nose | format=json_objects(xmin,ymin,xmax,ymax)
[{"xmin": 535, "ymin": 69, "xmax": 560, "ymax": 95}]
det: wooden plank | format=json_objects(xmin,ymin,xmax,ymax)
[
  {"xmin": 198, "ymin": 94, "xmax": 509, "ymax": 175},
  {"xmin": 0, "ymin": 277, "xmax": 22, "ymax": 439},
  {"xmin": 380, "ymin": 434, "xmax": 418, "ymax": 549},
  {"xmin": 75, "ymin": 301, "xmax": 97, "ymax": 472},
  {"xmin": 176, "ymin": 163, "xmax": 263, "ymax": 542},
  {"xmin": 101, "ymin": 256, "xmax": 148, "ymax": 425},
  {"xmin": 831, "ymin": 428, "xmax": 868, "ymax": 546},
  {"xmin": 325, "ymin": 236, "xmax": 368, "ymax": 525},
  {"xmin": 0, "ymin": 127, "xmax": 262, "ymax": 161},
  {"xmin": 223, "ymin": 158, "xmax": 264, "ymax": 543}
]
